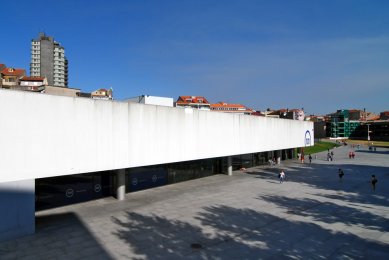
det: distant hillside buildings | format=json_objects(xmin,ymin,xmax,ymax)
[
  {"xmin": 2, "ymin": 33, "xmax": 387, "ymax": 141},
  {"xmin": 311, "ymin": 109, "xmax": 389, "ymax": 141},
  {"xmin": 1, "ymin": 33, "xmax": 112, "ymax": 100}
]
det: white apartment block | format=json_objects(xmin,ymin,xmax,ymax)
[{"xmin": 30, "ymin": 33, "xmax": 68, "ymax": 87}]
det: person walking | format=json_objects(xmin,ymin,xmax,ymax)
[
  {"xmin": 308, "ymin": 154, "xmax": 312, "ymax": 163},
  {"xmin": 338, "ymin": 169, "xmax": 343, "ymax": 182},
  {"xmin": 279, "ymin": 170, "xmax": 285, "ymax": 183},
  {"xmin": 371, "ymin": 175, "xmax": 378, "ymax": 191}
]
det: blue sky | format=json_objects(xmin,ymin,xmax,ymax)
[{"xmin": 1, "ymin": 0, "xmax": 388, "ymax": 115}]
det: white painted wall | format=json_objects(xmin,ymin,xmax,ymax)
[
  {"xmin": 127, "ymin": 95, "xmax": 174, "ymax": 107},
  {"xmin": 144, "ymin": 95, "xmax": 173, "ymax": 107},
  {"xmin": 0, "ymin": 89, "xmax": 313, "ymax": 183}
]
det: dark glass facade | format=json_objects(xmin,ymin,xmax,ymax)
[
  {"xmin": 36, "ymin": 171, "xmax": 114, "ymax": 211},
  {"xmin": 36, "ymin": 149, "xmax": 294, "ymax": 211}
]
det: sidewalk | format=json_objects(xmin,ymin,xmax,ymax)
[{"xmin": 0, "ymin": 145, "xmax": 388, "ymax": 259}]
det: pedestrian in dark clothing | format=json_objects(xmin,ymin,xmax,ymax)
[
  {"xmin": 338, "ymin": 169, "xmax": 344, "ymax": 182},
  {"xmin": 371, "ymin": 175, "xmax": 378, "ymax": 191},
  {"xmin": 308, "ymin": 154, "xmax": 312, "ymax": 163}
]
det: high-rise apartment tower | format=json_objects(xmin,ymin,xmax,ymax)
[{"xmin": 30, "ymin": 33, "xmax": 68, "ymax": 87}]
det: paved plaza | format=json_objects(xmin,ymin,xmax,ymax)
[{"xmin": 0, "ymin": 144, "xmax": 388, "ymax": 259}]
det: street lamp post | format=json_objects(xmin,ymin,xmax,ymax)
[{"xmin": 367, "ymin": 124, "xmax": 371, "ymax": 141}]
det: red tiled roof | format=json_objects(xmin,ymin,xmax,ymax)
[
  {"xmin": 176, "ymin": 96, "xmax": 210, "ymax": 105},
  {"xmin": 20, "ymin": 76, "xmax": 45, "ymax": 81},
  {"xmin": 1, "ymin": 68, "xmax": 26, "ymax": 76},
  {"xmin": 210, "ymin": 102, "xmax": 255, "ymax": 113},
  {"xmin": 252, "ymin": 111, "xmax": 265, "ymax": 116},
  {"xmin": 210, "ymin": 102, "xmax": 246, "ymax": 109}
]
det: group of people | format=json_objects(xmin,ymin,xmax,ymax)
[
  {"xmin": 274, "ymin": 144, "xmax": 379, "ymax": 191},
  {"xmin": 327, "ymin": 150, "xmax": 335, "ymax": 161},
  {"xmin": 278, "ymin": 168, "xmax": 378, "ymax": 190},
  {"xmin": 338, "ymin": 168, "xmax": 378, "ymax": 191}
]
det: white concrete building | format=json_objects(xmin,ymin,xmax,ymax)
[
  {"xmin": 126, "ymin": 95, "xmax": 174, "ymax": 107},
  {"xmin": 0, "ymin": 89, "xmax": 313, "ymax": 241}
]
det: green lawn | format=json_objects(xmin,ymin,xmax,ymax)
[{"xmin": 303, "ymin": 141, "xmax": 341, "ymax": 155}]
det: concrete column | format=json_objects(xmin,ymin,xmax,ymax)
[
  {"xmin": 116, "ymin": 169, "xmax": 126, "ymax": 201},
  {"xmin": 0, "ymin": 179, "xmax": 35, "ymax": 241},
  {"xmin": 227, "ymin": 156, "xmax": 233, "ymax": 176}
]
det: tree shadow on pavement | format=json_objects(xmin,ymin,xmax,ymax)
[
  {"xmin": 257, "ymin": 195, "xmax": 389, "ymax": 233},
  {"xmin": 0, "ymin": 213, "xmax": 114, "ymax": 259},
  {"xmin": 112, "ymin": 205, "xmax": 389, "ymax": 259}
]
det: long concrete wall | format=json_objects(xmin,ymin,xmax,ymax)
[{"xmin": 0, "ymin": 89, "xmax": 313, "ymax": 183}]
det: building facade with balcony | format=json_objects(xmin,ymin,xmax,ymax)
[
  {"xmin": 175, "ymin": 96, "xmax": 211, "ymax": 110},
  {"xmin": 0, "ymin": 67, "xmax": 26, "ymax": 88},
  {"xmin": 30, "ymin": 33, "xmax": 68, "ymax": 87},
  {"xmin": 210, "ymin": 102, "xmax": 255, "ymax": 115},
  {"xmin": 91, "ymin": 88, "xmax": 113, "ymax": 100}
]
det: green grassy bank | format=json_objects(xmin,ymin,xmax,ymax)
[{"xmin": 303, "ymin": 141, "xmax": 340, "ymax": 155}]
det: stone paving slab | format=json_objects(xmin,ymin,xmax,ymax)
[{"xmin": 0, "ymin": 144, "xmax": 388, "ymax": 259}]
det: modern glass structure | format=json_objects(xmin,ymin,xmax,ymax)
[{"xmin": 330, "ymin": 110, "xmax": 361, "ymax": 138}]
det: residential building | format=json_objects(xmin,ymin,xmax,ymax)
[
  {"xmin": 380, "ymin": 111, "xmax": 389, "ymax": 120},
  {"xmin": 175, "ymin": 96, "xmax": 211, "ymax": 110},
  {"xmin": 91, "ymin": 88, "xmax": 113, "ymax": 100},
  {"xmin": 0, "ymin": 64, "xmax": 5, "ymax": 87},
  {"xmin": 19, "ymin": 76, "xmax": 48, "ymax": 92},
  {"xmin": 305, "ymin": 115, "xmax": 326, "ymax": 122},
  {"xmin": 0, "ymin": 67, "xmax": 26, "ymax": 88},
  {"xmin": 127, "ymin": 95, "xmax": 174, "ymax": 107},
  {"xmin": 30, "ymin": 33, "xmax": 68, "ymax": 87},
  {"xmin": 266, "ymin": 108, "xmax": 305, "ymax": 120},
  {"xmin": 210, "ymin": 102, "xmax": 255, "ymax": 115}
]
